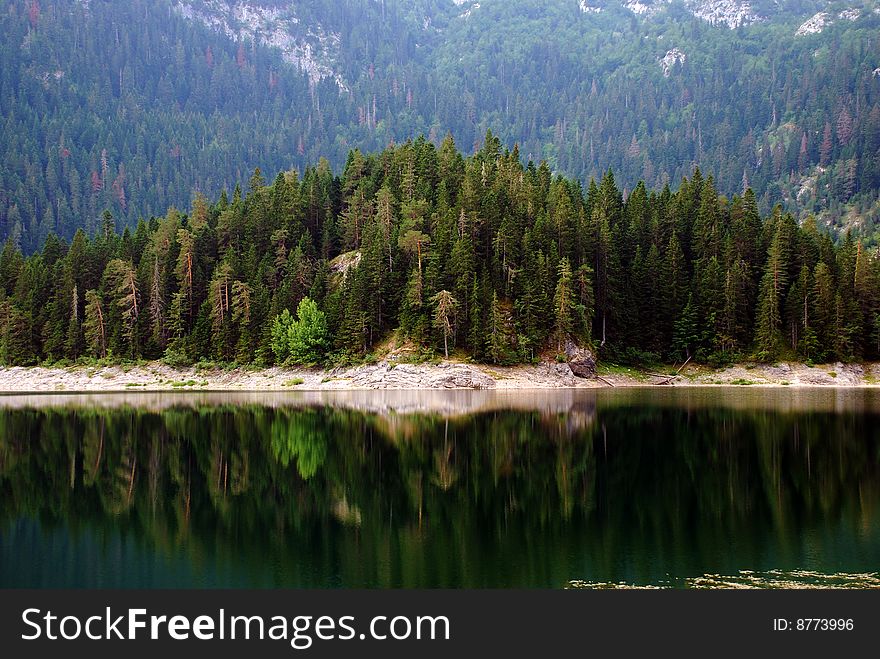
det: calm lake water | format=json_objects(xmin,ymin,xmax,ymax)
[{"xmin": 1, "ymin": 388, "xmax": 879, "ymax": 589}]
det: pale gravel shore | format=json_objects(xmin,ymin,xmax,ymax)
[
  {"xmin": 0, "ymin": 360, "xmax": 593, "ymax": 393},
  {"xmin": 684, "ymin": 361, "xmax": 879, "ymax": 387},
  {"xmin": 0, "ymin": 359, "xmax": 877, "ymax": 394}
]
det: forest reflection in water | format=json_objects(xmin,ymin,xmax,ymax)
[{"xmin": 0, "ymin": 387, "xmax": 879, "ymax": 588}]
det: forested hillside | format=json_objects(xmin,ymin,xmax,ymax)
[
  {"xmin": 1, "ymin": 135, "xmax": 877, "ymax": 368},
  {"xmin": 2, "ymin": 0, "xmax": 880, "ymax": 252}
]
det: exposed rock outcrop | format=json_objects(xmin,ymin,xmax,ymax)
[
  {"xmin": 172, "ymin": 0, "xmax": 348, "ymax": 90},
  {"xmin": 343, "ymin": 362, "xmax": 496, "ymax": 389},
  {"xmin": 620, "ymin": 0, "xmax": 762, "ymax": 29},
  {"xmin": 563, "ymin": 340, "xmax": 596, "ymax": 378},
  {"xmin": 578, "ymin": 1, "xmax": 603, "ymax": 14},
  {"xmin": 796, "ymin": 12, "xmax": 830, "ymax": 36},
  {"xmin": 539, "ymin": 361, "xmax": 578, "ymax": 386},
  {"xmin": 688, "ymin": 1, "xmax": 761, "ymax": 30},
  {"xmin": 659, "ymin": 48, "xmax": 686, "ymax": 77}
]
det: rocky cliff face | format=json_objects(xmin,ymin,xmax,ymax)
[
  {"xmin": 687, "ymin": 0, "xmax": 761, "ymax": 29},
  {"xmin": 172, "ymin": 0, "xmax": 872, "ymax": 65},
  {"xmin": 659, "ymin": 47, "xmax": 686, "ymax": 77},
  {"xmin": 171, "ymin": 0, "xmax": 347, "ymax": 89},
  {"xmin": 796, "ymin": 10, "xmax": 832, "ymax": 34},
  {"xmin": 578, "ymin": 0, "xmax": 764, "ymax": 27},
  {"xmin": 171, "ymin": 0, "xmax": 835, "ymax": 55}
]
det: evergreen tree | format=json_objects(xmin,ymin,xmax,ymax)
[
  {"xmin": 553, "ymin": 258, "xmax": 575, "ymax": 352},
  {"xmin": 672, "ymin": 294, "xmax": 699, "ymax": 361},
  {"xmin": 754, "ymin": 229, "xmax": 789, "ymax": 358},
  {"xmin": 65, "ymin": 284, "xmax": 83, "ymax": 360},
  {"xmin": 430, "ymin": 290, "xmax": 458, "ymax": 358},
  {"xmin": 83, "ymin": 289, "xmax": 107, "ymax": 358},
  {"xmin": 0, "ymin": 130, "xmax": 874, "ymax": 371},
  {"xmin": 104, "ymin": 259, "xmax": 140, "ymax": 357},
  {"xmin": 486, "ymin": 291, "xmax": 512, "ymax": 364}
]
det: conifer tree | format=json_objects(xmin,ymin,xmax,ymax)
[
  {"xmin": 65, "ymin": 283, "xmax": 83, "ymax": 359},
  {"xmin": 467, "ymin": 275, "xmax": 484, "ymax": 360},
  {"xmin": 672, "ymin": 294, "xmax": 699, "ymax": 360},
  {"xmin": 486, "ymin": 291, "xmax": 511, "ymax": 364},
  {"xmin": 176, "ymin": 228, "xmax": 195, "ymax": 323},
  {"xmin": 574, "ymin": 263, "xmax": 595, "ymax": 344},
  {"xmin": 661, "ymin": 232, "xmax": 688, "ymax": 351},
  {"xmin": 104, "ymin": 259, "xmax": 140, "ymax": 357},
  {"xmin": 430, "ymin": 290, "xmax": 458, "ymax": 358},
  {"xmin": 232, "ymin": 280, "xmax": 253, "ymax": 361},
  {"xmin": 553, "ymin": 258, "xmax": 575, "ymax": 352},
  {"xmin": 209, "ymin": 262, "xmax": 234, "ymax": 359},
  {"xmin": 754, "ymin": 230, "xmax": 789, "ymax": 357},
  {"xmin": 83, "ymin": 289, "xmax": 106, "ymax": 358},
  {"xmin": 149, "ymin": 255, "xmax": 165, "ymax": 349},
  {"xmin": 0, "ymin": 130, "xmax": 876, "ymax": 371}
]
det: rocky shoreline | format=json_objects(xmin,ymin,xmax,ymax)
[
  {"xmin": 0, "ymin": 359, "xmax": 877, "ymax": 393},
  {"xmin": 0, "ymin": 360, "xmax": 587, "ymax": 393}
]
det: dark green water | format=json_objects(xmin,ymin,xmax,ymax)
[{"xmin": 1, "ymin": 388, "xmax": 879, "ymax": 589}]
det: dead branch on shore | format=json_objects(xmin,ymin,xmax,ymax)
[{"xmin": 648, "ymin": 355, "xmax": 692, "ymax": 385}]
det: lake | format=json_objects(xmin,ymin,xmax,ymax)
[{"xmin": 1, "ymin": 388, "xmax": 879, "ymax": 589}]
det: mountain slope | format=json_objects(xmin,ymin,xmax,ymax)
[{"xmin": 1, "ymin": 0, "xmax": 879, "ymax": 251}]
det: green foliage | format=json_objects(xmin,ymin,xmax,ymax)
[
  {"xmin": 673, "ymin": 294, "xmax": 700, "ymax": 361},
  {"xmin": 553, "ymin": 257, "xmax": 575, "ymax": 352},
  {"xmin": 616, "ymin": 348, "xmax": 662, "ymax": 368},
  {"xmin": 272, "ymin": 298, "xmax": 329, "ymax": 366},
  {"xmin": 0, "ymin": 135, "xmax": 878, "ymax": 369},
  {"xmin": 754, "ymin": 225, "xmax": 790, "ymax": 357},
  {"xmin": 8, "ymin": 400, "xmax": 880, "ymax": 589},
  {"xmin": 486, "ymin": 292, "xmax": 516, "ymax": 365},
  {"xmin": 82, "ymin": 290, "xmax": 106, "ymax": 359},
  {"xmin": 430, "ymin": 290, "xmax": 458, "ymax": 358},
  {"xmin": 3, "ymin": 1, "xmax": 880, "ymax": 254},
  {"xmin": 270, "ymin": 411, "xmax": 328, "ymax": 480},
  {"xmin": 271, "ymin": 309, "xmax": 295, "ymax": 364},
  {"xmin": 289, "ymin": 298, "xmax": 329, "ymax": 365},
  {"xmin": 162, "ymin": 342, "xmax": 192, "ymax": 368}
]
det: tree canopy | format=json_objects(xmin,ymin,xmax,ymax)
[
  {"xmin": 0, "ymin": 134, "xmax": 877, "ymax": 367},
  {"xmin": 2, "ymin": 1, "xmax": 879, "ymax": 253}
]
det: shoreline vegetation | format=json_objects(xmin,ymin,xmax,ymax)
[
  {"xmin": 2, "ymin": 136, "xmax": 880, "ymax": 377},
  {"xmin": 0, "ymin": 359, "xmax": 877, "ymax": 393}
]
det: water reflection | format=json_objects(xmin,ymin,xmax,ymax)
[
  {"xmin": 0, "ymin": 388, "xmax": 878, "ymax": 588},
  {"xmin": 2, "ymin": 385, "xmax": 880, "ymax": 414}
]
